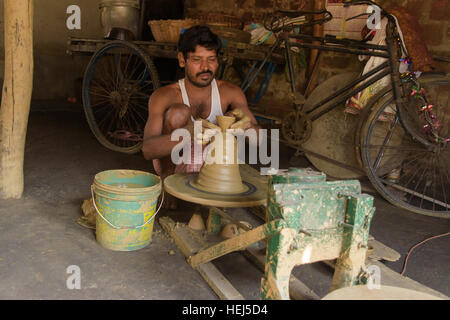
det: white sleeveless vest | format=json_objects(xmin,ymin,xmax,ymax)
[{"xmin": 178, "ymin": 78, "xmax": 223, "ymax": 124}]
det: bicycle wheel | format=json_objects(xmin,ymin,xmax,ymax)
[
  {"xmin": 82, "ymin": 40, "xmax": 160, "ymax": 154},
  {"xmin": 360, "ymin": 74, "xmax": 450, "ymax": 218}
]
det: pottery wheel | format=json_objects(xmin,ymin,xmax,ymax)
[
  {"xmin": 163, "ymin": 165, "xmax": 267, "ymax": 208},
  {"xmin": 302, "ymin": 73, "xmax": 364, "ymax": 179},
  {"xmin": 322, "ymin": 285, "xmax": 443, "ymax": 300}
]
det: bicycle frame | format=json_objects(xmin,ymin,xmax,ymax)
[
  {"xmin": 281, "ymin": 17, "xmax": 403, "ymax": 123},
  {"xmin": 239, "ymin": 11, "xmax": 415, "ymax": 174}
]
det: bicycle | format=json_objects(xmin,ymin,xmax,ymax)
[{"xmin": 248, "ymin": 0, "xmax": 449, "ymax": 218}]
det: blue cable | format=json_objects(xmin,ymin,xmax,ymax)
[
  {"xmin": 253, "ymin": 62, "xmax": 276, "ymax": 104},
  {"xmin": 241, "ymin": 61, "xmax": 258, "ymax": 91}
]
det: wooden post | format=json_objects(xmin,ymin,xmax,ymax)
[{"xmin": 0, "ymin": 0, "xmax": 34, "ymax": 199}]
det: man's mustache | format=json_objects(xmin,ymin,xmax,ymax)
[{"xmin": 196, "ymin": 71, "xmax": 213, "ymax": 77}]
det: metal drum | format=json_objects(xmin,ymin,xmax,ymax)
[{"xmin": 99, "ymin": 0, "xmax": 140, "ymax": 39}]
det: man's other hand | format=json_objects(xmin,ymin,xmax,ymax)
[{"xmin": 226, "ymin": 108, "xmax": 252, "ymax": 130}]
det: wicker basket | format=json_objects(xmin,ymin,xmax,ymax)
[
  {"xmin": 149, "ymin": 19, "xmax": 202, "ymax": 43},
  {"xmin": 186, "ymin": 13, "xmax": 244, "ymax": 30},
  {"xmin": 209, "ymin": 25, "xmax": 251, "ymax": 44}
]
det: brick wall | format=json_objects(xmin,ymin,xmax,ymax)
[
  {"xmin": 185, "ymin": 0, "xmax": 314, "ymax": 24},
  {"xmin": 321, "ymin": 0, "xmax": 450, "ymax": 79},
  {"xmin": 323, "ymin": 3, "xmax": 368, "ymax": 40},
  {"xmin": 381, "ymin": 0, "xmax": 450, "ymax": 74}
]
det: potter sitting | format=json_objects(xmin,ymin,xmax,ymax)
[{"xmin": 142, "ymin": 25, "xmax": 260, "ymax": 208}]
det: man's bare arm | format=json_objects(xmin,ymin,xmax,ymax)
[{"xmin": 142, "ymin": 88, "xmax": 181, "ymax": 160}]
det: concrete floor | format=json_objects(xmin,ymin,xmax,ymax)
[{"xmin": 0, "ymin": 108, "xmax": 448, "ymax": 299}]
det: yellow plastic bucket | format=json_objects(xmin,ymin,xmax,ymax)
[{"xmin": 91, "ymin": 170, "xmax": 162, "ymax": 251}]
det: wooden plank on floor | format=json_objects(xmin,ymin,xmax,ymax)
[
  {"xmin": 243, "ymin": 243, "xmax": 321, "ymax": 300},
  {"xmin": 368, "ymin": 238, "xmax": 401, "ymax": 262},
  {"xmin": 159, "ymin": 216, "xmax": 245, "ymax": 300},
  {"xmin": 323, "ymin": 259, "xmax": 449, "ymax": 299},
  {"xmin": 196, "ymin": 263, "xmax": 245, "ymax": 300}
]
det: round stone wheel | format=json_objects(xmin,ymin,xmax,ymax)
[
  {"xmin": 302, "ymin": 73, "xmax": 364, "ymax": 179},
  {"xmin": 163, "ymin": 165, "xmax": 267, "ymax": 208}
]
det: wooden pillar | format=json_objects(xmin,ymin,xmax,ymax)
[{"xmin": 0, "ymin": 0, "xmax": 34, "ymax": 199}]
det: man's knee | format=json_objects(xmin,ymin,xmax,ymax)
[{"xmin": 163, "ymin": 103, "xmax": 190, "ymax": 132}]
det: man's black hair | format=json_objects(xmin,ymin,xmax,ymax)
[{"xmin": 177, "ymin": 25, "xmax": 222, "ymax": 59}]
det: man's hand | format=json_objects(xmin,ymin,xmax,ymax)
[
  {"xmin": 226, "ymin": 108, "xmax": 252, "ymax": 130},
  {"xmin": 195, "ymin": 118, "xmax": 221, "ymax": 145}
]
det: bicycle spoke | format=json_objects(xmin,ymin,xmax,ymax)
[
  {"xmin": 115, "ymin": 51, "xmax": 122, "ymax": 90},
  {"xmin": 98, "ymin": 59, "xmax": 116, "ymax": 92},
  {"xmin": 97, "ymin": 106, "xmax": 118, "ymax": 129},
  {"xmin": 90, "ymin": 82, "xmax": 111, "ymax": 96},
  {"xmin": 128, "ymin": 101, "xmax": 148, "ymax": 122},
  {"xmin": 405, "ymin": 154, "xmax": 427, "ymax": 204},
  {"xmin": 438, "ymin": 156, "xmax": 448, "ymax": 207},
  {"xmin": 373, "ymin": 115, "xmax": 399, "ymax": 171},
  {"xmin": 89, "ymin": 91, "xmax": 110, "ymax": 101},
  {"xmin": 89, "ymin": 100, "xmax": 109, "ymax": 109},
  {"xmin": 108, "ymin": 55, "xmax": 120, "ymax": 91},
  {"xmin": 128, "ymin": 98, "xmax": 149, "ymax": 111},
  {"xmin": 118, "ymin": 53, "xmax": 136, "ymax": 89},
  {"xmin": 128, "ymin": 55, "xmax": 144, "ymax": 81},
  {"xmin": 382, "ymin": 179, "xmax": 450, "ymax": 209},
  {"xmin": 93, "ymin": 72, "xmax": 114, "ymax": 93},
  {"xmin": 129, "ymin": 98, "xmax": 150, "ymax": 108},
  {"xmin": 91, "ymin": 104, "xmax": 113, "ymax": 113},
  {"xmin": 432, "ymin": 156, "xmax": 437, "ymax": 211},
  {"xmin": 135, "ymin": 65, "xmax": 149, "ymax": 83},
  {"xmin": 122, "ymin": 52, "xmax": 135, "ymax": 81},
  {"xmin": 126, "ymin": 107, "xmax": 143, "ymax": 133},
  {"xmin": 128, "ymin": 106, "xmax": 148, "ymax": 119},
  {"xmin": 138, "ymin": 80, "xmax": 155, "ymax": 91},
  {"xmin": 418, "ymin": 153, "xmax": 433, "ymax": 208},
  {"xmin": 122, "ymin": 110, "xmax": 135, "ymax": 147},
  {"xmin": 401, "ymin": 154, "xmax": 425, "ymax": 191}
]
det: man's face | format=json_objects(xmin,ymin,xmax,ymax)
[{"xmin": 178, "ymin": 45, "xmax": 219, "ymax": 88}]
